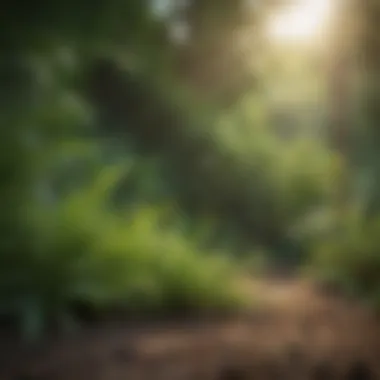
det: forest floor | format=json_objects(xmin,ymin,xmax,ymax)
[{"xmin": 1, "ymin": 276, "xmax": 380, "ymax": 380}]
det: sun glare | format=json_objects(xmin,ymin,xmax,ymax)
[{"xmin": 266, "ymin": 0, "xmax": 333, "ymax": 45}]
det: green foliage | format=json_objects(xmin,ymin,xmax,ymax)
[
  {"xmin": 0, "ymin": 16, "xmax": 250, "ymax": 339},
  {"xmin": 310, "ymin": 210, "xmax": 380, "ymax": 306},
  {"xmin": 193, "ymin": 95, "xmax": 338, "ymax": 250},
  {"xmin": 3, "ymin": 0, "xmax": 380, "ymax": 340},
  {"xmin": 0, "ymin": 159, "xmax": 243, "ymax": 340}
]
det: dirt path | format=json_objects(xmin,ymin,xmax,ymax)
[{"xmin": 1, "ymin": 277, "xmax": 380, "ymax": 380}]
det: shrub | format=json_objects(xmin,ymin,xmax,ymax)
[
  {"xmin": 0, "ymin": 163, "xmax": 244, "ymax": 341},
  {"xmin": 310, "ymin": 210, "xmax": 380, "ymax": 305}
]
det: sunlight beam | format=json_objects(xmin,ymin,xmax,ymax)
[{"xmin": 266, "ymin": 0, "xmax": 333, "ymax": 45}]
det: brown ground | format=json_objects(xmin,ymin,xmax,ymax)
[{"xmin": 1, "ymin": 277, "xmax": 380, "ymax": 380}]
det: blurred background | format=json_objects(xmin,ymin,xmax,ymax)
[{"xmin": 0, "ymin": 0, "xmax": 380, "ymax": 371}]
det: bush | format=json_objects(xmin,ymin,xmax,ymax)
[
  {"xmin": 0, "ymin": 163, "xmax": 244, "ymax": 341},
  {"xmin": 310, "ymin": 210, "xmax": 380, "ymax": 306}
]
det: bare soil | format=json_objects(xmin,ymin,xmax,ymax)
[{"xmin": 1, "ymin": 277, "xmax": 380, "ymax": 380}]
